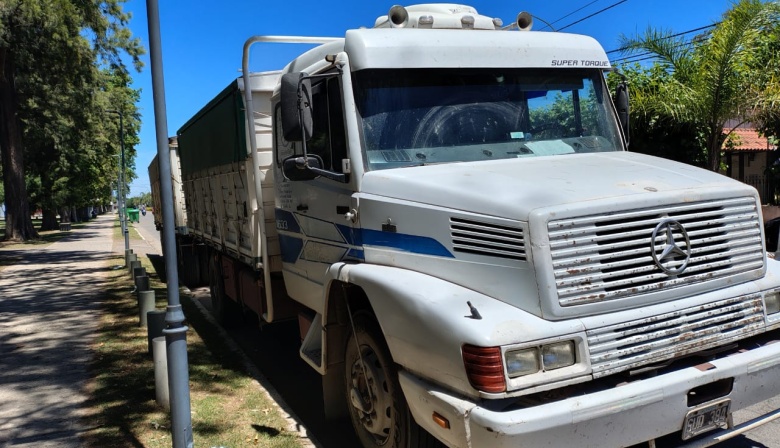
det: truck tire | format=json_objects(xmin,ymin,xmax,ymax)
[
  {"xmin": 208, "ymin": 256, "xmax": 240, "ymax": 326},
  {"xmin": 345, "ymin": 311, "xmax": 442, "ymax": 448}
]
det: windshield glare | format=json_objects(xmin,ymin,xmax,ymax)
[{"xmin": 354, "ymin": 69, "xmax": 624, "ymax": 171}]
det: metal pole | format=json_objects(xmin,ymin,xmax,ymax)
[
  {"xmin": 120, "ymin": 111, "xmax": 129, "ymax": 251},
  {"xmin": 108, "ymin": 109, "xmax": 130, "ymax": 252},
  {"xmin": 117, "ymin": 152, "xmax": 123, "ymax": 230},
  {"xmin": 145, "ymin": 0, "xmax": 193, "ymax": 447}
]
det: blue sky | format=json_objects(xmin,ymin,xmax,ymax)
[{"xmin": 122, "ymin": 0, "xmax": 735, "ymax": 196}]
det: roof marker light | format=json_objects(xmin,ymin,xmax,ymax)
[{"xmin": 418, "ymin": 15, "xmax": 434, "ymax": 28}]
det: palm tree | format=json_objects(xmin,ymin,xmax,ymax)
[{"xmin": 618, "ymin": 0, "xmax": 780, "ymax": 172}]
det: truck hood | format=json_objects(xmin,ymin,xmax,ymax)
[{"xmin": 359, "ymin": 152, "xmax": 747, "ymax": 220}]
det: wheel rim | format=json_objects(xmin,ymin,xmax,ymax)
[{"xmin": 349, "ymin": 344, "xmax": 393, "ymax": 444}]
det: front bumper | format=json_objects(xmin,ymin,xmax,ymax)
[{"xmin": 399, "ymin": 332, "xmax": 780, "ymax": 448}]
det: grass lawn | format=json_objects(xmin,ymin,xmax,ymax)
[
  {"xmin": 81, "ymin": 224, "xmax": 305, "ymax": 447},
  {"xmin": 1, "ymin": 215, "xmax": 306, "ymax": 446}
]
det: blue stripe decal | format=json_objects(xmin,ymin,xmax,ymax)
[
  {"xmin": 275, "ymin": 209, "xmax": 301, "ymax": 234},
  {"xmin": 278, "ymin": 234, "xmax": 304, "ymax": 263},
  {"xmin": 361, "ymin": 228, "xmax": 454, "ymax": 258},
  {"xmin": 336, "ymin": 223, "xmax": 363, "ymax": 246},
  {"xmin": 276, "ymin": 215, "xmax": 451, "ymax": 260},
  {"xmin": 346, "ymin": 248, "xmax": 365, "ymax": 260}
]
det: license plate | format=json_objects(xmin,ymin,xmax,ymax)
[{"xmin": 681, "ymin": 399, "xmax": 731, "ymax": 440}]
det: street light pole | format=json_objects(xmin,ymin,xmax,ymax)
[
  {"xmin": 145, "ymin": 0, "xmax": 193, "ymax": 446},
  {"xmin": 107, "ymin": 109, "xmax": 130, "ymax": 252}
]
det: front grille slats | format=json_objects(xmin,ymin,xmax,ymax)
[
  {"xmin": 587, "ymin": 296, "xmax": 765, "ymax": 377},
  {"xmin": 549, "ymin": 197, "xmax": 757, "ymax": 229},
  {"xmin": 549, "ymin": 215, "xmax": 759, "ymax": 250},
  {"xmin": 555, "ymin": 244, "xmax": 764, "ymax": 289},
  {"xmin": 548, "ymin": 197, "xmax": 765, "ymax": 307}
]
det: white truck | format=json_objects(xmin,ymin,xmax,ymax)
[{"xmin": 163, "ymin": 4, "xmax": 780, "ymax": 447}]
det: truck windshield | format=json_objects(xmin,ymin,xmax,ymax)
[{"xmin": 353, "ymin": 68, "xmax": 624, "ymax": 171}]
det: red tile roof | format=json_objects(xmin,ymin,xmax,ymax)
[{"xmin": 723, "ymin": 128, "xmax": 777, "ymax": 152}]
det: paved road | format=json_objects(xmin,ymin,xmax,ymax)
[
  {"xmin": 0, "ymin": 215, "xmax": 115, "ymax": 447},
  {"xmin": 119, "ymin": 211, "xmax": 162, "ymax": 256},
  {"xmin": 133, "ymin": 220, "xmax": 780, "ymax": 448}
]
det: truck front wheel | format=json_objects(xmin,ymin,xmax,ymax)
[{"xmin": 344, "ymin": 311, "xmax": 439, "ymax": 448}]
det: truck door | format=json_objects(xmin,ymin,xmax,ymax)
[{"xmin": 274, "ymin": 75, "xmax": 357, "ymax": 307}]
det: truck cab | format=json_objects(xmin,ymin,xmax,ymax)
[{"xmin": 171, "ymin": 4, "xmax": 780, "ymax": 447}]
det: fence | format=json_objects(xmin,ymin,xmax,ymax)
[{"xmin": 745, "ymin": 174, "xmax": 779, "ymax": 205}]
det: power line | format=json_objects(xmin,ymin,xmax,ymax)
[
  {"xmin": 538, "ymin": 0, "xmax": 603, "ymax": 31},
  {"xmin": 606, "ymin": 23, "xmax": 719, "ymax": 54},
  {"xmin": 611, "ymin": 36, "xmax": 709, "ymax": 63},
  {"xmin": 558, "ymin": 0, "xmax": 629, "ymax": 32}
]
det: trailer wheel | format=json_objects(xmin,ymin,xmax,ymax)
[
  {"xmin": 208, "ymin": 256, "xmax": 240, "ymax": 325},
  {"xmin": 345, "ymin": 311, "xmax": 440, "ymax": 448}
]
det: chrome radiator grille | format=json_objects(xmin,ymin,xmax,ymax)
[
  {"xmin": 548, "ymin": 197, "xmax": 764, "ymax": 307},
  {"xmin": 587, "ymin": 295, "xmax": 765, "ymax": 377}
]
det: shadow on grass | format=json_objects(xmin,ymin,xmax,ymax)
[
  {"xmin": 83, "ymin": 253, "xmax": 264, "ymax": 447},
  {"xmin": 253, "ymin": 424, "xmax": 281, "ymax": 437},
  {"xmin": 82, "ymin": 260, "xmax": 159, "ymax": 448}
]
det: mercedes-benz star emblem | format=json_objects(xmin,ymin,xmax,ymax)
[{"xmin": 651, "ymin": 219, "xmax": 692, "ymax": 275}]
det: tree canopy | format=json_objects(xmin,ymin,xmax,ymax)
[
  {"xmin": 0, "ymin": 0, "xmax": 143, "ymax": 240},
  {"xmin": 616, "ymin": 0, "xmax": 780, "ymax": 172}
]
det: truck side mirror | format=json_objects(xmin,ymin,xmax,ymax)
[
  {"xmin": 282, "ymin": 155, "xmax": 324, "ymax": 181},
  {"xmin": 615, "ymin": 81, "xmax": 630, "ymax": 147},
  {"xmin": 281, "ymin": 72, "xmax": 313, "ymax": 142}
]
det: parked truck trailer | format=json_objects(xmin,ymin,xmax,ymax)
[
  {"xmin": 154, "ymin": 4, "xmax": 780, "ymax": 447},
  {"xmin": 149, "ymin": 136, "xmax": 209, "ymax": 285}
]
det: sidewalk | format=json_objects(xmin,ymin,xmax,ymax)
[{"xmin": 0, "ymin": 214, "xmax": 115, "ymax": 447}]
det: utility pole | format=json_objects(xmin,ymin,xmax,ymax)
[{"xmin": 145, "ymin": 0, "xmax": 193, "ymax": 446}]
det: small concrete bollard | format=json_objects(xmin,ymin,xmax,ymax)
[
  {"xmin": 129, "ymin": 259, "xmax": 141, "ymax": 277},
  {"xmin": 152, "ymin": 336, "xmax": 170, "ymax": 410},
  {"xmin": 133, "ymin": 266, "xmax": 146, "ymax": 281},
  {"xmin": 138, "ymin": 290, "xmax": 156, "ymax": 327},
  {"xmin": 124, "ymin": 249, "xmax": 134, "ymax": 266},
  {"xmin": 126, "ymin": 252, "xmax": 137, "ymax": 269},
  {"xmin": 135, "ymin": 275, "xmax": 150, "ymax": 293},
  {"xmin": 147, "ymin": 310, "xmax": 166, "ymax": 355}
]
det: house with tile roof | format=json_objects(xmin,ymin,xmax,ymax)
[{"xmin": 722, "ymin": 121, "xmax": 778, "ymax": 205}]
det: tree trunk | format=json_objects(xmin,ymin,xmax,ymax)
[
  {"xmin": 59, "ymin": 206, "xmax": 71, "ymax": 224},
  {"xmin": 0, "ymin": 48, "xmax": 37, "ymax": 241},
  {"xmin": 40, "ymin": 208, "xmax": 58, "ymax": 231},
  {"xmin": 707, "ymin": 123, "xmax": 726, "ymax": 173}
]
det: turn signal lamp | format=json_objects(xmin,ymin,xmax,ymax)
[
  {"xmin": 462, "ymin": 344, "xmax": 506, "ymax": 393},
  {"xmin": 432, "ymin": 412, "xmax": 450, "ymax": 429}
]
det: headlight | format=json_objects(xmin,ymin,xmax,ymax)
[
  {"xmin": 542, "ymin": 341, "xmax": 576, "ymax": 370},
  {"xmin": 505, "ymin": 340, "xmax": 578, "ymax": 378},
  {"xmin": 505, "ymin": 348, "xmax": 539, "ymax": 378},
  {"xmin": 766, "ymin": 291, "xmax": 780, "ymax": 315}
]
